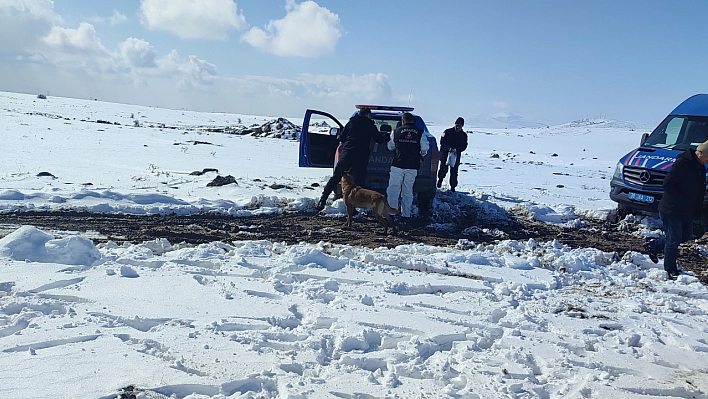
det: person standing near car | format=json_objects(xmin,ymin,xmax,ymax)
[
  {"xmin": 437, "ymin": 117, "xmax": 468, "ymax": 192},
  {"xmin": 645, "ymin": 140, "xmax": 708, "ymax": 279},
  {"xmin": 316, "ymin": 107, "xmax": 389, "ymax": 211},
  {"xmin": 386, "ymin": 112, "xmax": 429, "ymax": 219}
]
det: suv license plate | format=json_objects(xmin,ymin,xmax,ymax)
[{"xmin": 628, "ymin": 192, "xmax": 654, "ymax": 203}]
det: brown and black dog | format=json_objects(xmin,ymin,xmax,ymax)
[{"xmin": 340, "ymin": 171, "xmax": 400, "ymax": 235}]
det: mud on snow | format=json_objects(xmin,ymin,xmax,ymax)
[{"xmin": 0, "ymin": 190, "xmax": 705, "ymax": 284}]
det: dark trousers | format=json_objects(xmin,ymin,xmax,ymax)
[
  {"xmin": 320, "ymin": 155, "xmax": 368, "ymax": 202},
  {"xmin": 652, "ymin": 212, "xmax": 695, "ymax": 274},
  {"xmin": 437, "ymin": 149, "xmax": 461, "ymax": 188}
]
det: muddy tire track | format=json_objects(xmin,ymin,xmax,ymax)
[{"xmin": 0, "ymin": 209, "xmax": 705, "ymax": 284}]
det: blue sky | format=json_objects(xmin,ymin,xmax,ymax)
[{"xmin": 1, "ymin": 0, "xmax": 707, "ymax": 126}]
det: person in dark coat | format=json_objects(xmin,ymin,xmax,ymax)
[
  {"xmin": 386, "ymin": 112, "xmax": 429, "ymax": 218},
  {"xmin": 645, "ymin": 140, "xmax": 708, "ymax": 279},
  {"xmin": 437, "ymin": 117, "xmax": 468, "ymax": 192},
  {"xmin": 316, "ymin": 107, "xmax": 389, "ymax": 211}
]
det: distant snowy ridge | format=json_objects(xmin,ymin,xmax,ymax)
[
  {"xmin": 18, "ymin": 97, "xmax": 302, "ymax": 140},
  {"xmin": 466, "ymin": 112, "xmax": 548, "ymax": 129},
  {"xmin": 134, "ymin": 117, "xmax": 301, "ymax": 140},
  {"xmin": 558, "ymin": 118, "xmax": 651, "ymax": 130},
  {"xmin": 463, "ymin": 113, "xmax": 651, "ymax": 131}
]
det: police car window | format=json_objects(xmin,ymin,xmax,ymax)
[
  {"xmin": 309, "ymin": 116, "xmax": 338, "ymax": 136},
  {"xmin": 646, "ymin": 116, "xmax": 684, "ymax": 148},
  {"xmin": 664, "ymin": 117, "xmax": 683, "ymax": 145},
  {"xmin": 685, "ymin": 120, "xmax": 708, "ymax": 146}
]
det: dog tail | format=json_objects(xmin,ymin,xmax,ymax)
[{"xmin": 386, "ymin": 204, "xmax": 401, "ymax": 215}]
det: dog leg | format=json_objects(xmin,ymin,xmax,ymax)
[
  {"xmin": 372, "ymin": 203, "xmax": 393, "ymax": 235},
  {"xmin": 345, "ymin": 204, "xmax": 355, "ymax": 227},
  {"xmin": 385, "ymin": 215, "xmax": 397, "ymax": 236}
]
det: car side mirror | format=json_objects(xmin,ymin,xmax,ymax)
[
  {"xmin": 329, "ymin": 127, "xmax": 339, "ymax": 136},
  {"xmin": 640, "ymin": 132, "xmax": 649, "ymax": 146}
]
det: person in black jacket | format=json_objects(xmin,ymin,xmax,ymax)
[
  {"xmin": 316, "ymin": 107, "xmax": 389, "ymax": 211},
  {"xmin": 437, "ymin": 117, "xmax": 468, "ymax": 192},
  {"xmin": 646, "ymin": 140, "xmax": 708, "ymax": 279},
  {"xmin": 386, "ymin": 112, "xmax": 429, "ymax": 218}
]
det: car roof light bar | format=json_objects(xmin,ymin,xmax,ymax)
[{"xmin": 355, "ymin": 105, "xmax": 414, "ymax": 112}]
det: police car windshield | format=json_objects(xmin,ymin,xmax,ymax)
[{"xmin": 644, "ymin": 115, "xmax": 708, "ymax": 150}]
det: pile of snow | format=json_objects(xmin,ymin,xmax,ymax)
[
  {"xmin": 138, "ymin": 117, "xmax": 302, "ymax": 140},
  {"xmin": 247, "ymin": 117, "xmax": 301, "ymax": 140},
  {"xmin": 0, "ymin": 226, "xmax": 706, "ymax": 398},
  {"xmin": 0, "ymin": 225, "xmax": 100, "ymax": 266}
]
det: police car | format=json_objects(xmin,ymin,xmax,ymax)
[
  {"xmin": 299, "ymin": 105, "xmax": 440, "ymax": 208},
  {"xmin": 610, "ymin": 94, "xmax": 708, "ymax": 224}
]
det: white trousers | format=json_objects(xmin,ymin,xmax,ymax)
[{"xmin": 387, "ymin": 166, "xmax": 417, "ymax": 217}]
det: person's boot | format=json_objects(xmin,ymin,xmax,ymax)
[
  {"xmin": 436, "ymin": 178, "xmax": 443, "ymax": 188},
  {"xmin": 315, "ymin": 196, "xmax": 327, "ymax": 212},
  {"xmin": 643, "ymin": 239, "xmax": 659, "ymax": 264}
]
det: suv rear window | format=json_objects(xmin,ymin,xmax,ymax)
[{"xmin": 371, "ymin": 115, "xmax": 428, "ymax": 133}]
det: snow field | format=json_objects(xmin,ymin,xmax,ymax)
[{"xmin": 0, "ymin": 226, "xmax": 706, "ymax": 398}]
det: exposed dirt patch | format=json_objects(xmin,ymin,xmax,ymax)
[{"xmin": 0, "ymin": 208, "xmax": 705, "ymax": 283}]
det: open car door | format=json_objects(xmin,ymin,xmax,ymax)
[{"xmin": 298, "ymin": 109, "xmax": 343, "ymax": 168}]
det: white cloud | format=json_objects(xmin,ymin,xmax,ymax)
[
  {"xmin": 225, "ymin": 73, "xmax": 392, "ymax": 101},
  {"xmin": 36, "ymin": 22, "xmax": 116, "ymax": 76},
  {"xmin": 0, "ymin": 3, "xmax": 118, "ymax": 75},
  {"xmin": 297, "ymin": 73, "xmax": 393, "ymax": 100},
  {"xmin": 87, "ymin": 9, "xmax": 127, "ymax": 25},
  {"xmin": 241, "ymin": 0, "xmax": 341, "ymax": 57},
  {"xmin": 0, "ymin": 0, "xmax": 386, "ymax": 118},
  {"xmin": 43, "ymin": 22, "xmax": 108, "ymax": 54},
  {"xmin": 151, "ymin": 50, "xmax": 217, "ymax": 91},
  {"xmin": 118, "ymin": 37, "xmax": 156, "ymax": 68},
  {"xmin": 139, "ymin": 0, "xmax": 247, "ymax": 40},
  {"xmin": 0, "ymin": 0, "xmax": 57, "ymax": 20},
  {"xmin": 109, "ymin": 10, "xmax": 128, "ymax": 26},
  {"xmin": 179, "ymin": 55, "xmax": 218, "ymax": 89},
  {"xmin": 0, "ymin": 0, "xmax": 59, "ymax": 51},
  {"xmin": 23, "ymin": 53, "xmax": 46, "ymax": 63},
  {"xmin": 34, "ymin": 19, "xmax": 216, "ymax": 93}
]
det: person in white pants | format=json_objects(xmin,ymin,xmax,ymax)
[{"xmin": 387, "ymin": 112, "xmax": 429, "ymax": 218}]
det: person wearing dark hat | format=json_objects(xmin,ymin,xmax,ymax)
[
  {"xmin": 644, "ymin": 139, "xmax": 708, "ymax": 279},
  {"xmin": 436, "ymin": 117, "xmax": 468, "ymax": 192},
  {"xmin": 315, "ymin": 107, "xmax": 389, "ymax": 212}
]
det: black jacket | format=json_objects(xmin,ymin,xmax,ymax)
[
  {"xmin": 658, "ymin": 149, "xmax": 706, "ymax": 219},
  {"xmin": 339, "ymin": 115, "xmax": 388, "ymax": 160},
  {"xmin": 440, "ymin": 127, "xmax": 468, "ymax": 153},
  {"xmin": 391, "ymin": 122, "xmax": 424, "ymax": 170}
]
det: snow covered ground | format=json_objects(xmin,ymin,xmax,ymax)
[{"xmin": 0, "ymin": 92, "xmax": 707, "ymax": 399}]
